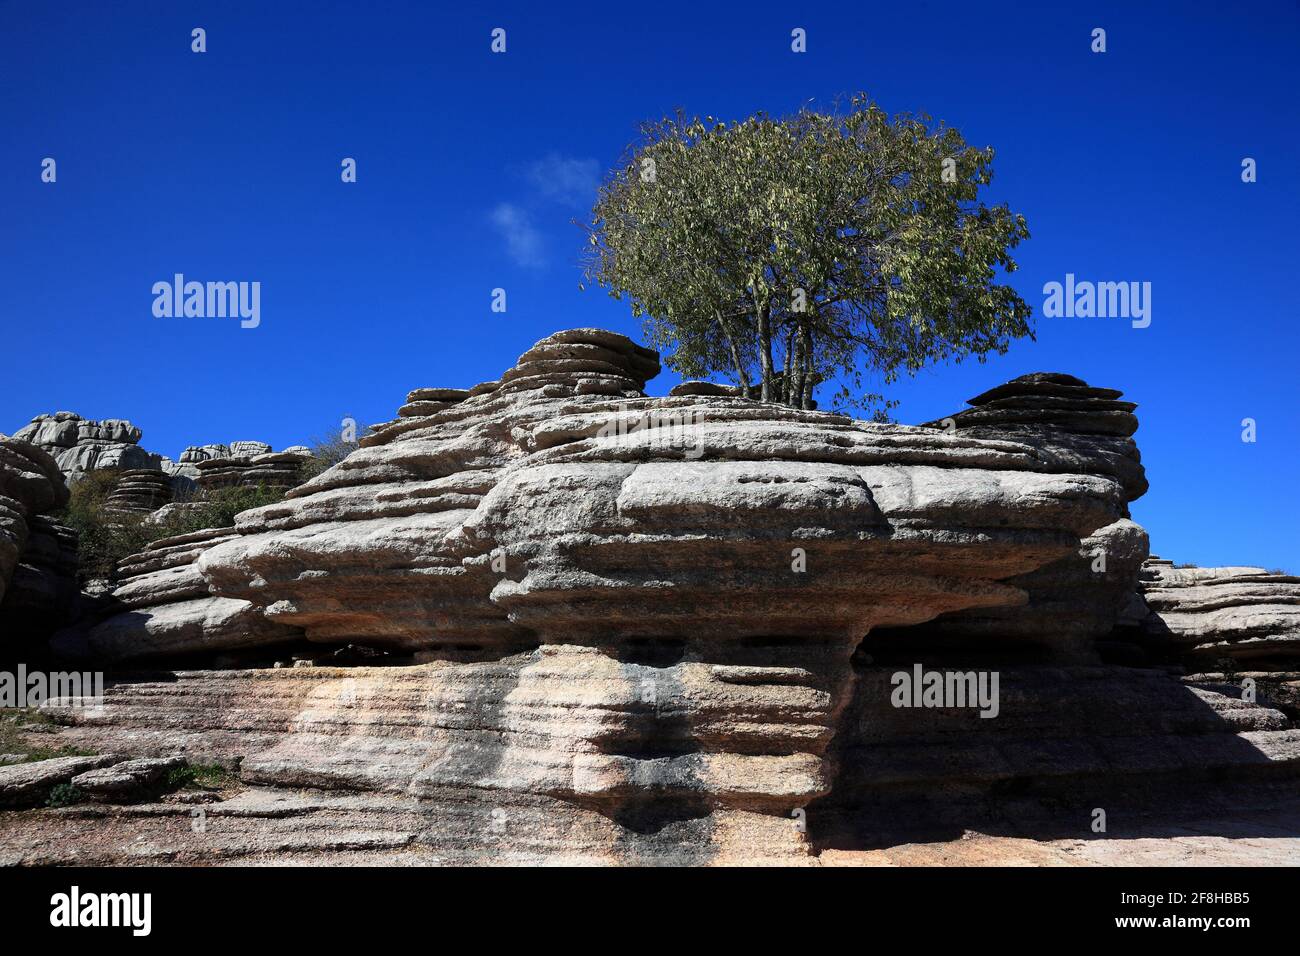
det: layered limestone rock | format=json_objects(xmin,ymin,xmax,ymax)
[
  {"xmin": 27, "ymin": 658, "xmax": 1299, "ymax": 863},
  {"xmin": 883, "ymin": 374, "xmax": 1152, "ymax": 659},
  {"xmin": 1133, "ymin": 558, "xmax": 1300, "ymax": 670},
  {"xmin": 0, "ymin": 438, "xmax": 77, "ymax": 646},
  {"xmin": 52, "ymin": 526, "xmax": 303, "ymax": 662},
  {"xmin": 103, "ymin": 469, "xmax": 174, "ymax": 515},
  {"xmin": 11, "ymin": 412, "xmax": 163, "ymax": 481},
  {"xmin": 925, "ymin": 372, "xmax": 1147, "ymax": 503},
  {"xmin": 167, "ymin": 329, "xmax": 1139, "ymax": 840},
  {"xmin": 15, "ymin": 332, "xmax": 1294, "ymax": 864},
  {"xmin": 192, "ymin": 448, "xmax": 312, "ymax": 492}
]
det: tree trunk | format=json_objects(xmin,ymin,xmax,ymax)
[
  {"xmin": 782, "ymin": 324, "xmax": 797, "ymax": 405},
  {"xmin": 756, "ymin": 302, "xmax": 774, "ymax": 402},
  {"xmin": 790, "ymin": 324, "xmax": 806, "ymax": 409},
  {"xmin": 717, "ymin": 311, "xmax": 751, "ymax": 393},
  {"xmin": 795, "ymin": 327, "xmax": 806, "ymax": 408}
]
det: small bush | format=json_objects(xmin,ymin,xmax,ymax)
[
  {"xmin": 294, "ymin": 422, "xmax": 373, "ymax": 486},
  {"xmin": 58, "ymin": 470, "xmax": 288, "ymax": 582},
  {"xmin": 60, "ymin": 469, "xmax": 157, "ymax": 580},
  {"xmin": 46, "ymin": 783, "xmax": 83, "ymax": 808},
  {"xmin": 177, "ymin": 485, "xmax": 287, "ymax": 530},
  {"xmin": 164, "ymin": 762, "xmax": 237, "ymax": 791}
]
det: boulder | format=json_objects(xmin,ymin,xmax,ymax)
[
  {"xmin": 0, "ymin": 754, "xmax": 119, "ymax": 808},
  {"xmin": 71, "ymin": 755, "xmax": 186, "ymax": 803}
]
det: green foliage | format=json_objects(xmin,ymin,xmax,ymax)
[
  {"xmin": 60, "ymin": 470, "xmax": 157, "ymax": 580},
  {"xmin": 163, "ymin": 762, "xmax": 237, "ymax": 791},
  {"xmin": 182, "ymin": 485, "xmax": 286, "ymax": 530},
  {"xmin": 0, "ymin": 709, "xmax": 97, "ymax": 765},
  {"xmin": 46, "ymin": 783, "xmax": 83, "ymax": 808},
  {"xmin": 584, "ymin": 94, "xmax": 1033, "ymax": 412},
  {"xmin": 58, "ymin": 469, "xmax": 287, "ymax": 582}
]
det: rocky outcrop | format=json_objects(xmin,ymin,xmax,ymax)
[
  {"xmin": 191, "ymin": 448, "xmax": 312, "ymax": 493},
  {"xmin": 8, "ymin": 331, "xmax": 1296, "ymax": 865},
  {"xmin": 11, "ymin": 412, "xmax": 163, "ymax": 482},
  {"xmin": 876, "ymin": 374, "xmax": 1151, "ymax": 659},
  {"xmin": 925, "ymin": 372, "xmax": 1147, "ymax": 503},
  {"xmin": 52, "ymin": 526, "xmax": 304, "ymax": 663},
  {"xmin": 104, "ymin": 469, "xmax": 174, "ymax": 515},
  {"xmin": 1131, "ymin": 558, "xmax": 1300, "ymax": 670},
  {"xmin": 0, "ymin": 438, "xmax": 77, "ymax": 647},
  {"xmin": 136, "ymin": 328, "xmax": 1140, "ymax": 842}
]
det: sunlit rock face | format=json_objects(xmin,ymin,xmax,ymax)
[
  {"xmin": 198, "ymin": 332, "xmax": 1126, "ymax": 648},
  {"xmin": 872, "ymin": 373, "xmax": 1153, "ymax": 661},
  {"xmin": 179, "ymin": 330, "xmax": 1130, "ymax": 827},
  {"xmin": 21, "ymin": 332, "xmax": 1300, "ymax": 864},
  {"xmin": 1133, "ymin": 558, "xmax": 1300, "ymax": 670},
  {"xmin": 10, "ymin": 412, "xmax": 162, "ymax": 481},
  {"xmin": 52, "ymin": 526, "xmax": 304, "ymax": 663}
]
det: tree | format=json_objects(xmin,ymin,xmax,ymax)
[{"xmin": 583, "ymin": 94, "xmax": 1033, "ymax": 412}]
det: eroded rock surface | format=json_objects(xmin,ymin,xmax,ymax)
[
  {"xmin": 129, "ymin": 330, "xmax": 1148, "ymax": 842},
  {"xmin": 53, "ymin": 526, "xmax": 304, "ymax": 663},
  {"xmin": 11, "ymin": 412, "xmax": 163, "ymax": 482},
  {"xmin": 7, "ymin": 331, "xmax": 1296, "ymax": 865},
  {"xmin": 1133, "ymin": 558, "xmax": 1300, "ymax": 670},
  {"xmin": 104, "ymin": 469, "xmax": 174, "ymax": 515},
  {"xmin": 0, "ymin": 438, "xmax": 77, "ymax": 645}
]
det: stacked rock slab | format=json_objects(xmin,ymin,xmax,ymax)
[
  {"xmin": 11, "ymin": 412, "xmax": 163, "ymax": 482},
  {"xmin": 871, "ymin": 373, "xmax": 1151, "ymax": 660},
  {"xmin": 104, "ymin": 469, "xmax": 174, "ymax": 515},
  {"xmin": 51, "ymin": 526, "xmax": 304, "ymax": 662},
  {"xmin": 1135, "ymin": 558, "xmax": 1300, "ymax": 670},
  {"xmin": 178, "ymin": 328, "xmax": 1142, "ymax": 853},
  {"xmin": 192, "ymin": 448, "xmax": 311, "ymax": 493},
  {"xmin": 0, "ymin": 438, "xmax": 78, "ymax": 649},
  {"xmin": 926, "ymin": 372, "xmax": 1147, "ymax": 502}
]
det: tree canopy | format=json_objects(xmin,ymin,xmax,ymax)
[{"xmin": 583, "ymin": 94, "xmax": 1033, "ymax": 413}]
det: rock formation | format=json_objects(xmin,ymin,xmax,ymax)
[
  {"xmin": 0, "ymin": 438, "xmax": 78, "ymax": 649},
  {"xmin": 192, "ymin": 449, "xmax": 312, "ymax": 492},
  {"xmin": 5, "ymin": 331, "xmax": 1296, "ymax": 865},
  {"xmin": 11, "ymin": 412, "xmax": 163, "ymax": 482},
  {"xmin": 52, "ymin": 526, "xmax": 303, "ymax": 663},
  {"xmin": 868, "ymin": 373, "xmax": 1152, "ymax": 660},
  {"xmin": 1124, "ymin": 558, "xmax": 1300, "ymax": 670},
  {"xmin": 103, "ymin": 469, "xmax": 175, "ymax": 515}
]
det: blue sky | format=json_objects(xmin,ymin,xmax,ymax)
[{"xmin": 2, "ymin": 1, "xmax": 1297, "ymax": 569}]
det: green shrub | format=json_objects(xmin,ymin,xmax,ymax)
[
  {"xmin": 58, "ymin": 470, "xmax": 288, "ymax": 581},
  {"xmin": 163, "ymin": 762, "xmax": 237, "ymax": 791},
  {"xmin": 60, "ymin": 469, "xmax": 156, "ymax": 580},
  {"xmin": 46, "ymin": 783, "xmax": 83, "ymax": 808},
  {"xmin": 177, "ymin": 484, "xmax": 287, "ymax": 531}
]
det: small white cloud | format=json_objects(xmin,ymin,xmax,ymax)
[
  {"xmin": 490, "ymin": 202, "xmax": 547, "ymax": 269},
  {"xmin": 526, "ymin": 153, "xmax": 600, "ymax": 206}
]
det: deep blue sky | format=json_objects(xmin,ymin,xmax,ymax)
[{"xmin": 2, "ymin": 1, "xmax": 1297, "ymax": 570}]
